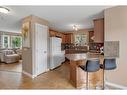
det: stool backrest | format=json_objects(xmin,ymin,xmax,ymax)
[
  {"xmin": 85, "ymin": 59, "xmax": 100, "ymax": 72},
  {"xmin": 104, "ymin": 58, "xmax": 116, "ymax": 70}
]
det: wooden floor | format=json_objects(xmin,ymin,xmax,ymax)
[
  {"xmin": 0, "ymin": 60, "xmax": 22, "ymax": 73},
  {"xmin": 0, "ymin": 61, "xmax": 117, "ymax": 89},
  {"xmin": 0, "ymin": 62, "xmax": 75, "ymax": 89}
]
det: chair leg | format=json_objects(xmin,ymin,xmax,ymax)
[{"xmin": 86, "ymin": 72, "xmax": 88, "ymax": 90}]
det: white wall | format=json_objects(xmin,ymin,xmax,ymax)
[{"xmin": 105, "ymin": 6, "xmax": 127, "ymax": 86}]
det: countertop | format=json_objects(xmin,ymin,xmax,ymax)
[{"xmin": 65, "ymin": 53, "xmax": 100, "ymax": 61}]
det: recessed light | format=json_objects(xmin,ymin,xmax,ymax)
[{"xmin": 0, "ymin": 7, "xmax": 10, "ymax": 14}]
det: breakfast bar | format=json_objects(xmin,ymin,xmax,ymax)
[{"xmin": 65, "ymin": 53, "xmax": 103, "ymax": 89}]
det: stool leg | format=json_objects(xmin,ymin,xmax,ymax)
[
  {"xmin": 86, "ymin": 72, "xmax": 88, "ymax": 90},
  {"xmin": 102, "ymin": 69, "xmax": 104, "ymax": 90}
]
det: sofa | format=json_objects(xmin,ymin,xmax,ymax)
[
  {"xmin": 15, "ymin": 49, "xmax": 22, "ymax": 59},
  {"xmin": 0, "ymin": 49, "xmax": 20, "ymax": 63}
]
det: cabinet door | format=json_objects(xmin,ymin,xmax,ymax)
[
  {"xmin": 89, "ymin": 31, "xmax": 94, "ymax": 43},
  {"xmin": 61, "ymin": 34, "xmax": 65, "ymax": 43},
  {"xmin": 65, "ymin": 34, "xmax": 72, "ymax": 43},
  {"xmin": 49, "ymin": 31, "xmax": 56, "ymax": 37},
  {"xmin": 56, "ymin": 32, "xmax": 62, "ymax": 38},
  {"xmin": 35, "ymin": 23, "xmax": 48, "ymax": 75},
  {"xmin": 94, "ymin": 18, "xmax": 104, "ymax": 43}
]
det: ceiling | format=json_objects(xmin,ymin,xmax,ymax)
[{"xmin": 0, "ymin": 6, "xmax": 112, "ymax": 33}]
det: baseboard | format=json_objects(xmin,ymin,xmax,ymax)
[
  {"xmin": 22, "ymin": 70, "xmax": 37, "ymax": 79},
  {"xmin": 23, "ymin": 69, "xmax": 50, "ymax": 78},
  {"xmin": 105, "ymin": 81, "xmax": 127, "ymax": 89}
]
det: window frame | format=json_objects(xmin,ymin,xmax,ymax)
[{"xmin": 74, "ymin": 34, "xmax": 87, "ymax": 46}]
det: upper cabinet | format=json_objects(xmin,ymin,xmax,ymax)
[
  {"xmin": 64, "ymin": 33, "xmax": 72, "ymax": 44},
  {"xmin": 49, "ymin": 30, "xmax": 62, "ymax": 37},
  {"xmin": 49, "ymin": 30, "xmax": 73, "ymax": 44},
  {"xmin": 61, "ymin": 34, "xmax": 66, "ymax": 43},
  {"xmin": 89, "ymin": 31, "xmax": 94, "ymax": 43},
  {"xmin": 49, "ymin": 30, "xmax": 66, "ymax": 43},
  {"xmin": 49, "ymin": 30, "xmax": 56, "ymax": 37},
  {"xmin": 93, "ymin": 18, "xmax": 104, "ymax": 43}
]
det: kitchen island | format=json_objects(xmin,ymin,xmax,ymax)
[{"xmin": 65, "ymin": 53, "xmax": 103, "ymax": 89}]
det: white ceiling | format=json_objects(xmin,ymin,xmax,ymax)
[{"xmin": 0, "ymin": 6, "xmax": 111, "ymax": 33}]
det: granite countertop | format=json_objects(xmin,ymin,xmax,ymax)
[
  {"xmin": 65, "ymin": 53, "xmax": 100, "ymax": 61},
  {"xmin": 65, "ymin": 49, "xmax": 87, "ymax": 50}
]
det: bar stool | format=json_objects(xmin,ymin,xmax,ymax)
[
  {"xmin": 80, "ymin": 58, "xmax": 100, "ymax": 89},
  {"xmin": 100, "ymin": 58, "xmax": 117, "ymax": 89}
]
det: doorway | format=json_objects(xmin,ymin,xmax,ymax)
[{"xmin": 0, "ymin": 33, "xmax": 22, "ymax": 73}]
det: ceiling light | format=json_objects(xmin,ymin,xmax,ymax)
[
  {"xmin": 73, "ymin": 25, "xmax": 79, "ymax": 31},
  {"xmin": 0, "ymin": 7, "xmax": 10, "ymax": 14}
]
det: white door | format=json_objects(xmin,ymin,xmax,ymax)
[{"xmin": 35, "ymin": 23, "xmax": 48, "ymax": 75}]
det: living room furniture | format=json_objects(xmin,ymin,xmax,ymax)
[
  {"xmin": 1, "ymin": 49, "xmax": 20, "ymax": 63},
  {"xmin": 15, "ymin": 49, "xmax": 22, "ymax": 59}
]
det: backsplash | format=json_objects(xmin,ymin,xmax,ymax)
[
  {"xmin": 104, "ymin": 41, "xmax": 119, "ymax": 57},
  {"xmin": 89, "ymin": 43, "xmax": 104, "ymax": 52},
  {"xmin": 61, "ymin": 43, "xmax": 88, "ymax": 51}
]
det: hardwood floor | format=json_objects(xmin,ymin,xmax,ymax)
[
  {"xmin": 0, "ymin": 62, "xmax": 75, "ymax": 89},
  {"xmin": 0, "ymin": 60, "xmax": 22, "ymax": 73},
  {"xmin": 0, "ymin": 60, "xmax": 116, "ymax": 89}
]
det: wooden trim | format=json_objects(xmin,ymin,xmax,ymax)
[
  {"xmin": 22, "ymin": 70, "xmax": 37, "ymax": 78},
  {"xmin": 0, "ymin": 31, "xmax": 21, "ymax": 36},
  {"xmin": 93, "ymin": 18, "xmax": 104, "ymax": 21},
  {"xmin": 22, "ymin": 15, "xmax": 49, "ymax": 26}
]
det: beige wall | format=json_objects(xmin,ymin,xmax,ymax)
[{"xmin": 105, "ymin": 6, "xmax": 127, "ymax": 86}]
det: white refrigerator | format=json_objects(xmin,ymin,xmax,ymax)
[{"xmin": 50, "ymin": 37, "xmax": 65, "ymax": 69}]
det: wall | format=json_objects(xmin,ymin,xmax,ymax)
[
  {"xmin": 22, "ymin": 15, "xmax": 49, "ymax": 76},
  {"xmin": 105, "ymin": 6, "xmax": 127, "ymax": 86}
]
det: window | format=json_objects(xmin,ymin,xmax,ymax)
[
  {"xmin": 1, "ymin": 35, "xmax": 22, "ymax": 49},
  {"xmin": 11, "ymin": 36, "xmax": 22, "ymax": 48},
  {"xmin": 74, "ymin": 34, "xmax": 87, "ymax": 46},
  {"xmin": 3, "ymin": 35, "xmax": 10, "ymax": 48}
]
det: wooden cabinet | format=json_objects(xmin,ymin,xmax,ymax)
[
  {"xmin": 94, "ymin": 18, "xmax": 104, "ymax": 43},
  {"xmin": 89, "ymin": 31, "xmax": 94, "ymax": 43},
  {"xmin": 66, "ymin": 54, "xmax": 103, "ymax": 88},
  {"xmin": 61, "ymin": 34, "xmax": 66, "ymax": 43},
  {"xmin": 65, "ymin": 33, "xmax": 72, "ymax": 43},
  {"xmin": 49, "ymin": 30, "xmax": 56, "ymax": 37},
  {"xmin": 49, "ymin": 30, "xmax": 72, "ymax": 44},
  {"xmin": 49, "ymin": 30, "xmax": 63, "ymax": 38},
  {"xmin": 49, "ymin": 30, "xmax": 66, "ymax": 43},
  {"xmin": 56, "ymin": 32, "xmax": 62, "ymax": 38}
]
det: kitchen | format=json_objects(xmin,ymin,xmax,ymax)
[
  {"xmin": 49, "ymin": 18, "xmax": 104, "ymax": 89},
  {"xmin": 49, "ymin": 18, "xmax": 104, "ymax": 55},
  {"xmin": 1, "ymin": 6, "xmax": 122, "ymax": 90},
  {"xmin": 1, "ymin": 0, "xmax": 126, "ymax": 95}
]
